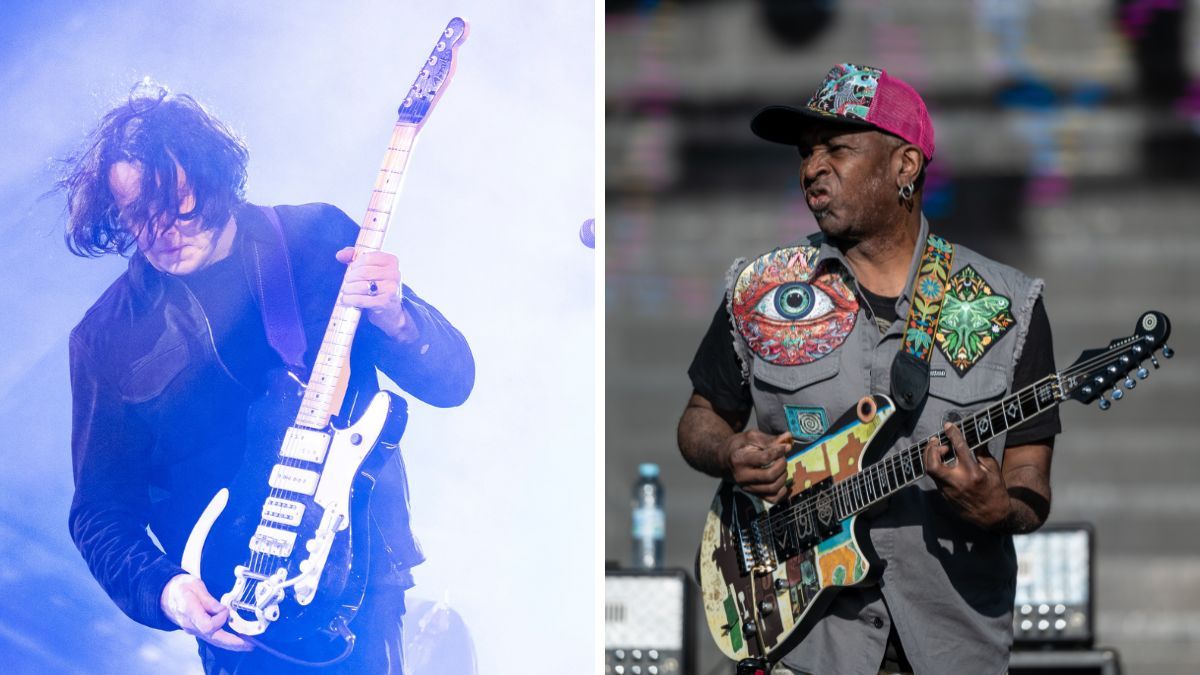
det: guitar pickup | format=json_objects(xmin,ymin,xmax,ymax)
[
  {"xmin": 249, "ymin": 525, "xmax": 297, "ymax": 557},
  {"xmin": 261, "ymin": 498, "xmax": 306, "ymax": 526},
  {"xmin": 268, "ymin": 465, "xmax": 320, "ymax": 496},
  {"xmin": 279, "ymin": 427, "xmax": 332, "ymax": 464}
]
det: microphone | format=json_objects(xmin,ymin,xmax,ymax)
[{"xmin": 580, "ymin": 218, "xmax": 595, "ymax": 249}]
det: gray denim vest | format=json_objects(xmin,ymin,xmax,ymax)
[{"xmin": 725, "ymin": 217, "xmax": 1044, "ymax": 675}]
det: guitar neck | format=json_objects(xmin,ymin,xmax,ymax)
[
  {"xmin": 294, "ymin": 123, "xmax": 419, "ymax": 430},
  {"xmin": 830, "ymin": 374, "xmax": 1063, "ymax": 519}
]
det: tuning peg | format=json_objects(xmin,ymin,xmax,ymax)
[
  {"xmin": 1124, "ymin": 377, "xmax": 1136, "ymax": 389},
  {"xmin": 1137, "ymin": 367, "xmax": 1149, "ymax": 380},
  {"xmin": 1106, "ymin": 365, "xmax": 1120, "ymax": 375},
  {"xmin": 1112, "ymin": 388, "xmax": 1124, "ymax": 400},
  {"xmin": 1098, "ymin": 397, "xmax": 1112, "ymax": 411},
  {"xmin": 1151, "ymin": 354, "xmax": 1160, "ymax": 369},
  {"xmin": 1163, "ymin": 345, "xmax": 1174, "ymax": 359}
]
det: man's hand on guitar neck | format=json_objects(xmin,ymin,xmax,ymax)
[
  {"xmin": 924, "ymin": 423, "xmax": 1053, "ymax": 533},
  {"xmin": 161, "ymin": 574, "xmax": 253, "ymax": 652},
  {"xmin": 336, "ymin": 246, "xmax": 418, "ymax": 342}
]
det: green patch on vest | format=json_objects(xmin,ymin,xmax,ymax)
[{"xmin": 935, "ymin": 265, "xmax": 1014, "ymax": 375}]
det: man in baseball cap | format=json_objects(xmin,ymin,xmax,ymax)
[{"xmin": 678, "ymin": 64, "xmax": 1060, "ymax": 675}]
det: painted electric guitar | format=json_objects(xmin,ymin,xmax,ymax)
[
  {"xmin": 699, "ymin": 311, "xmax": 1173, "ymax": 664},
  {"xmin": 180, "ymin": 18, "xmax": 468, "ymax": 664}
]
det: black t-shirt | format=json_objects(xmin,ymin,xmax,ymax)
[
  {"xmin": 687, "ymin": 290, "xmax": 1061, "ymax": 447},
  {"xmin": 179, "ymin": 236, "xmax": 282, "ymax": 394}
]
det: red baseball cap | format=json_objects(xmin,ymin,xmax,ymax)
[{"xmin": 751, "ymin": 63, "xmax": 935, "ymax": 161}]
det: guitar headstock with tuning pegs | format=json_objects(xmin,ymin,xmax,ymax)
[
  {"xmin": 396, "ymin": 17, "xmax": 469, "ymax": 128},
  {"xmin": 1058, "ymin": 310, "xmax": 1173, "ymax": 410}
]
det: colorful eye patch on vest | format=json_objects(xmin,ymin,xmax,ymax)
[{"xmin": 731, "ymin": 246, "xmax": 858, "ymax": 365}]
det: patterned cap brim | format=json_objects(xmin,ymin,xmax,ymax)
[{"xmin": 750, "ymin": 105, "xmax": 877, "ymax": 146}]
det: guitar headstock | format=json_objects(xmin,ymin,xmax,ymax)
[
  {"xmin": 1059, "ymin": 310, "xmax": 1173, "ymax": 410},
  {"xmin": 396, "ymin": 17, "xmax": 469, "ymax": 127}
]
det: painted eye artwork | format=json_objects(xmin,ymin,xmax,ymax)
[
  {"xmin": 732, "ymin": 246, "xmax": 858, "ymax": 365},
  {"xmin": 755, "ymin": 282, "xmax": 835, "ymax": 322}
]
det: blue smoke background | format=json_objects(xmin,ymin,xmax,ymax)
[{"xmin": 0, "ymin": 1, "xmax": 594, "ymax": 673}]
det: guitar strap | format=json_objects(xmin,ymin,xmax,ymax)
[
  {"xmin": 889, "ymin": 233, "xmax": 955, "ymax": 411},
  {"xmin": 253, "ymin": 206, "xmax": 308, "ymax": 372}
]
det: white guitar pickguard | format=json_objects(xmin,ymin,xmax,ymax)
[{"xmin": 293, "ymin": 391, "xmax": 392, "ymax": 605}]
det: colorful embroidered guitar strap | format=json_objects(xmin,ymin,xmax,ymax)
[{"xmin": 890, "ymin": 233, "xmax": 954, "ymax": 410}]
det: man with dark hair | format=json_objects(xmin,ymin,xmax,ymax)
[
  {"xmin": 64, "ymin": 82, "xmax": 474, "ymax": 673},
  {"xmin": 678, "ymin": 64, "xmax": 1058, "ymax": 674}
]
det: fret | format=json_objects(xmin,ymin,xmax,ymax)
[
  {"xmin": 365, "ymin": 206, "xmax": 392, "ymax": 215},
  {"xmin": 973, "ymin": 411, "xmax": 993, "ymax": 443},
  {"xmin": 1003, "ymin": 394, "xmax": 1023, "ymax": 427},
  {"xmin": 864, "ymin": 473, "xmax": 875, "ymax": 503},
  {"xmin": 1019, "ymin": 388, "xmax": 1040, "ymax": 418},
  {"xmin": 1035, "ymin": 381, "xmax": 1056, "ymax": 409},
  {"xmin": 854, "ymin": 477, "xmax": 864, "ymax": 508},
  {"xmin": 962, "ymin": 420, "xmax": 979, "ymax": 449}
]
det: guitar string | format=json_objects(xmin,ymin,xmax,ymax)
[
  {"xmin": 754, "ymin": 383, "xmax": 1050, "ymax": 555},
  {"xmin": 757, "ymin": 342, "xmax": 1145, "ymax": 552},
  {"xmin": 753, "ymin": 341, "xmax": 1147, "ymax": 553}
]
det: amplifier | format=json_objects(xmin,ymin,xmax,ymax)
[
  {"xmin": 604, "ymin": 568, "xmax": 695, "ymax": 675},
  {"xmin": 1012, "ymin": 523, "xmax": 1094, "ymax": 647},
  {"xmin": 1010, "ymin": 648, "xmax": 1122, "ymax": 674}
]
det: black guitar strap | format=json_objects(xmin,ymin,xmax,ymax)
[
  {"xmin": 890, "ymin": 233, "xmax": 955, "ymax": 411},
  {"xmin": 253, "ymin": 206, "xmax": 308, "ymax": 372}
]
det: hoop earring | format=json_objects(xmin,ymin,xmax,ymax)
[{"xmin": 898, "ymin": 182, "xmax": 915, "ymax": 201}]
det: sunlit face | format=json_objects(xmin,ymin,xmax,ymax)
[
  {"xmin": 108, "ymin": 161, "xmax": 236, "ymax": 276},
  {"xmin": 796, "ymin": 127, "xmax": 897, "ymax": 240}
]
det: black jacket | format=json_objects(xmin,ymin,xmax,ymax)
[{"xmin": 68, "ymin": 202, "xmax": 474, "ymax": 630}]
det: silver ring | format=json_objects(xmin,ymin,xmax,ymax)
[{"xmin": 368, "ymin": 280, "xmax": 379, "ymax": 296}]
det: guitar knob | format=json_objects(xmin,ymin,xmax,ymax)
[
  {"xmin": 1098, "ymin": 397, "xmax": 1111, "ymax": 411},
  {"xmin": 1163, "ymin": 345, "xmax": 1174, "ymax": 359},
  {"xmin": 743, "ymin": 620, "xmax": 758, "ymax": 637},
  {"xmin": 1137, "ymin": 367, "xmax": 1149, "ymax": 380},
  {"xmin": 1119, "ymin": 355, "xmax": 1132, "ymax": 366},
  {"xmin": 1093, "ymin": 375, "xmax": 1106, "ymax": 387},
  {"xmin": 1124, "ymin": 377, "xmax": 1136, "ymax": 389},
  {"xmin": 1106, "ymin": 365, "xmax": 1119, "ymax": 375},
  {"xmin": 1111, "ymin": 388, "xmax": 1124, "ymax": 401},
  {"xmin": 759, "ymin": 600, "xmax": 775, "ymax": 616}
]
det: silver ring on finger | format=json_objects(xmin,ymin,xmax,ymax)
[
  {"xmin": 368, "ymin": 280, "xmax": 379, "ymax": 296},
  {"xmin": 759, "ymin": 460, "xmax": 774, "ymax": 470}
]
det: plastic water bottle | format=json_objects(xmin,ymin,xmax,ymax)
[{"xmin": 632, "ymin": 463, "xmax": 665, "ymax": 569}]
